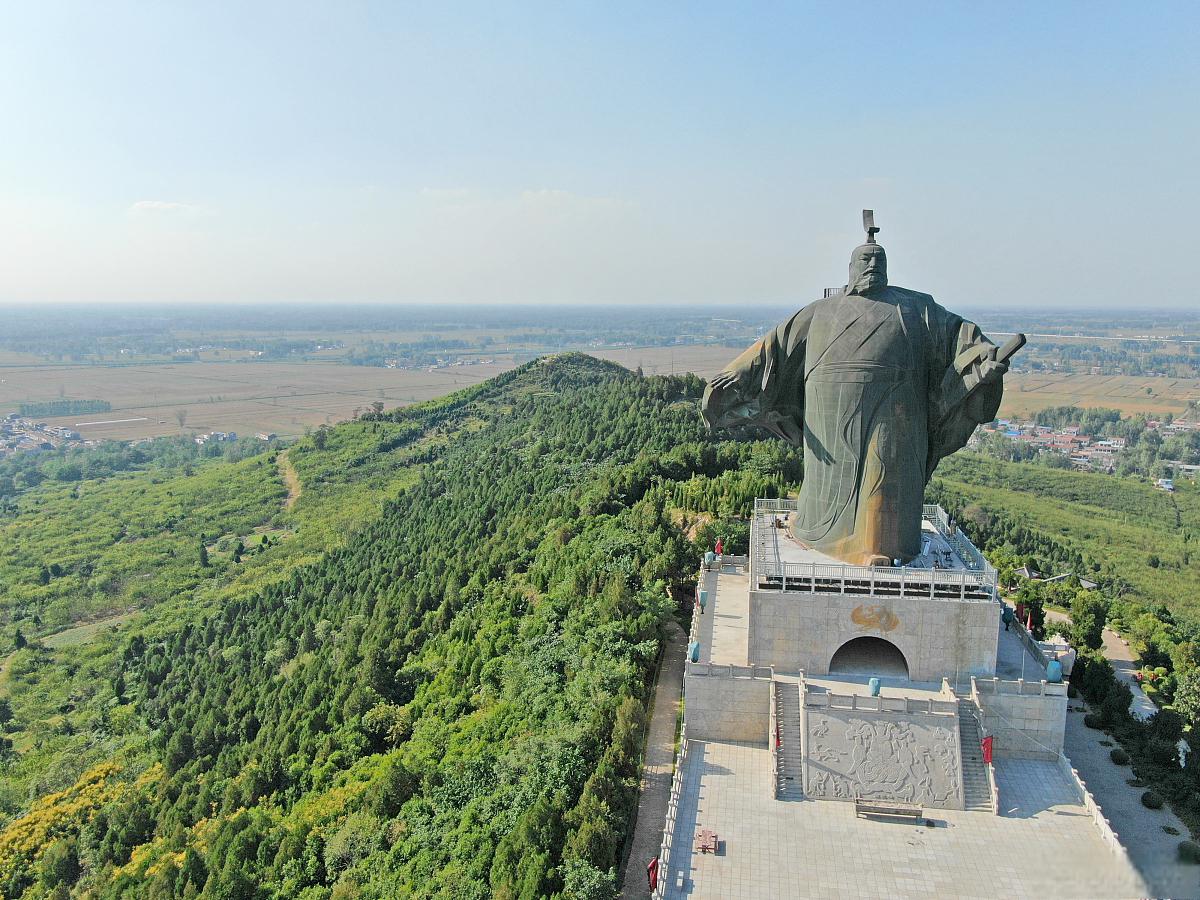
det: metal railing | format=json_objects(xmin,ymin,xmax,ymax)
[
  {"xmin": 921, "ymin": 504, "xmax": 992, "ymax": 573},
  {"xmin": 756, "ymin": 562, "xmax": 996, "ymax": 601},
  {"xmin": 751, "ymin": 500, "xmax": 998, "ymax": 601},
  {"xmin": 1008, "ymin": 615, "xmax": 1051, "ymax": 672}
]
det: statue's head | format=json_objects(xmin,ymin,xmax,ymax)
[{"xmin": 847, "ymin": 242, "xmax": 887, "ymax": 295}]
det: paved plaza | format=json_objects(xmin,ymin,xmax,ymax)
[
  {"xmin": 662, "ymin": 740, "xmax": 1146, "ymax": 899},
  {"xmin": 695, "ymin": 564, "xmax": 749, "ymax": 666}
]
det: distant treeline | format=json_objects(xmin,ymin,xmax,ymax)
[{"xmin": 17, "ymin": 399, "xmax": 110, "ymax": 417}]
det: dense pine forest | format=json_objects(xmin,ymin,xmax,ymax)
[{"xmin": 0, "ymin": 355, "xmax": 798, "ymax": 899}]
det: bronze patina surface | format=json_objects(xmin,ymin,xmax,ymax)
[{"xmin": 703, "ymin": 212, "xmax": 1018, "ymax": 566}]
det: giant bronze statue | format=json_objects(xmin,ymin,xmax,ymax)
[{"xmin": 703, "ymin": 212, "xmax": 1024, "ymax": 567}]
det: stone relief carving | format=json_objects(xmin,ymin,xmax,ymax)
[{"xmin": 804, "ymin": 710, "xmax": 964, "ymax": 809}]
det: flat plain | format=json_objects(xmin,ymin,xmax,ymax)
[
  {"xmin": 1000, "ymin": 372, "xmax": 1200, "ymax": 418},
  {"xmin": 0, "ymin": 359, "xmax": 520, "ymax": 440}
]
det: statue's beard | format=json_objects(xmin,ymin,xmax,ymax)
[{"xmin": 849, "ymin": 272, "xmax": 887, "ymax": 295}]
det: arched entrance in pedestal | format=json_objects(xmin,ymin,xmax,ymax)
[{"xmin": 829, "ymin": 636, "xmax": 910, "ymax": 678}]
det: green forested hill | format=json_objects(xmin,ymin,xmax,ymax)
[
  {"xmin": 933, "ymin": 454, "xmax": 1200, "ymax": 624},
  {"xmin": 0, "ymin": 355, "xmax": 796, "ymax": 900}
]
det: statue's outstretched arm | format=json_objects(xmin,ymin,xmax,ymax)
[
  {"xmin": 702, "ymin": 306, "xmax": 812, "ymax": 445},
  {"xmin": 927, "ymin": 317, "xmax": 1013, "ymax": 479}
]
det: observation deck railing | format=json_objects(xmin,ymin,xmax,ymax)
[{"xmin": 752, "ymin": 499, "xmax": 997, "ymax": 601}]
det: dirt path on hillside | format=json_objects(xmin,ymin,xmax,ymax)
[
  {"xmin": 278, "ymin": 450, "xmax": 301, "ymax": 510},
  {"xmin": 619, "ymin": 620, "xmax": 686, "ymax": 899}
]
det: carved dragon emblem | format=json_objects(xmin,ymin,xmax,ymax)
[{"xmin": 850, "ymin": 604, "xmax": 899, "ymax": 632}]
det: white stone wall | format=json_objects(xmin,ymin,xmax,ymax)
[
  {"xmin": 683, "ymin": 669, "xmax": 770, "ymax": 744},
  {"xmin": 748, "ymin": 589, "xmax": 999, "ymax": 681},
  {"xmin": 973, "ymin": 681, "xmax": 1067, "ymax": 760}
]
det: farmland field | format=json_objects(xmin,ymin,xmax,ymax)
[
  {"xmin": 0, "ymin": 346, "xmax": 748, "ymax": 441},
  {"xmin": 0, "ymin": 359, "xmax": 521, "ymax": 440},
  {"xmin": 999, "ymin": 372, "xmax": 1200, "ymax": 418},
  {"xmin": 589, "ymin": 344, "xmax": 741, "ymax": 378}
]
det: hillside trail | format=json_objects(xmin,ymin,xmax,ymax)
[
  {"xmin": 277, "ymin": 450, "xmax": 301, "ymax": 510},
  {"xmin": 619, "ymin": 619, "xmax": 686, "ymax": 900}
]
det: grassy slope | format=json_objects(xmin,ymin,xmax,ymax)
[
  {"xmin": 0, "ymin": 413, "xmax": 436, "ymax": 828},
  {"xmin": 935, "ymin": 454, "xmax": 1199, "ymax": 619}
]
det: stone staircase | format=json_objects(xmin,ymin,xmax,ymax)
[
  {"xmin": 957, "ymin": 700, "xmax": 992, "ymax": 812},
  {"xmin": 775, "ymin": 681, "xmax": 804, "ymax": 800}
]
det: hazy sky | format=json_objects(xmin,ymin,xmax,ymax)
[{"xmin": 2, "ymin": 2, "xmax": 1197, "ymax": 307}]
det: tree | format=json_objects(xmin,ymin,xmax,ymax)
[
  {"xmin": 13, "ymin": 629, "xmax": 27, "ymax": 650},
  {"xmin": 1070, "ymin": 590, "xmax": 1108, "ymax": 651},
  {"xmin": 561, "ymin": 856, "xmax": 618, "ymax": 900},
  {"xmin": 1174, "ymin": 667, "xmax": 1200, "ymax": 726},
  {"xmin": 0, "ymin": 698, "xmax": 13, "ymax": 726},
  {"xmin": 38, "ymin": 837, "xmax": 80, "ymax": 889},
  {"xmin": 175, "ymin": 408, "xmax": 189, "ymax": 431},
  {"xmin": 199, "ymin": 539, "xmax": 209, "ymax": 568},
  {"xmin": 1014, "ymin": 582, "xmax": 1047, "ymax": 640}
]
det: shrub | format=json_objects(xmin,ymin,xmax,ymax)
[
  {"xmin": 1149, "ymin": 710, "xmax": 1184, "ymax": 743},
  {"xmin": 1110, "ymin": 748, "xmax": 1130, "ymax": 765},
  {"xmin": 1067, "ymin": 685, "xmax": 1079, "ymax": 699},
  {"xmin": 1146, "ymin": 738, "xmax": 1181, "ymax": 768},
  {"xmin": 1142, "ymin": 791, "xmax": 1164, "ymax": 810},
  {"xmin": 1084, "ymin": 714, "xmax": 1104, "ymax": 729},
  {"xmin": 1178, "ymin": 840, "xmax": 1200, "ymax": 864},
  {"xmin": 1100, "ymin": 685, "xmax": 1133, "ymax": 725}
]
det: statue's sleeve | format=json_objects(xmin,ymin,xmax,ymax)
[
  {"xmin": 701, "ymin": 305, "xmax": 813, "ymax": 446},
  {"xmin": 926, "ymin": 310, "xmax": 1002, "ymax": 479}
]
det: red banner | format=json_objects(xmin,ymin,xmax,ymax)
[{"xmin": 981, "ymin": 735, "xmax": 994, "ymax": 764}]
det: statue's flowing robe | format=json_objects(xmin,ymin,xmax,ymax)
[{"xmin": 707, "ymin": 288, "xmax": 1001, "ymax": 565}]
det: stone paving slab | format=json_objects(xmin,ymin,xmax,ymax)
[
  {"xmin": 663, "ymin": 740, "xmax": 1145, "ymax": 899},
  {"xmin": 696, "ymin": 566, "xmax": 749, "ymax": 666}
]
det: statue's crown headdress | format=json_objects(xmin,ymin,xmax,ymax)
[{"xmin": 863, "ymin": 209, "xmax": 880, "ymax": 244}]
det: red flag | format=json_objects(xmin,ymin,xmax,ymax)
[
  {"xmin": 647, "ymin": 857, "xmax": 659, "ymax": 891},
  {"xmin": 981, "ymin": 735, "xmax": 994, "ymax": 764},
  {"xmin": 715, "ymin": 538, "xmax": 724, "ymax": 555}
]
